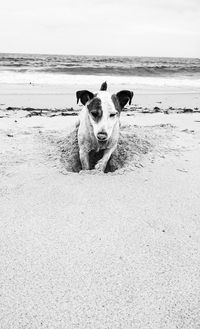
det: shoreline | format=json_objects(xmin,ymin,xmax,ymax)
[{"xmin": 0, "ymin": 82, "xmax": 200, "ymax": 109}]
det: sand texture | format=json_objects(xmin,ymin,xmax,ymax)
[{"xmin": 1, "ymin": 112, "xmax": 200, "ymax": 329}]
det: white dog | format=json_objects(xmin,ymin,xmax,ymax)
[{"xmin": 76, "ymin": 82, "xmax": 133, "ymax": 172}]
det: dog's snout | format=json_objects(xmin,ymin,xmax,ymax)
[{"xmin": 97, "ymin": 131, "xmax": 108, "ymax": 141}]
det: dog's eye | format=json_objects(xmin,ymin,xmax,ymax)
[
  {"xmin": 110, "ymin": 113, "xmax": 116, "ymax": 118},
  {"xmin": 91, "ymin": 111, "xmax": 98, "ymax": 118}
]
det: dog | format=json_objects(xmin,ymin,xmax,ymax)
[{"xmin": 76, "ymin": 82, "xmax": 133, "ymax": 172}]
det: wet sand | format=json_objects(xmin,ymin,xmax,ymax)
[
  {"xmin": 0, "ymin": 82, "xmax": 200, "ymax": 109},
  {"xmin": 1, "ymin": 88, "xmax": 200, "ymax": 328}
]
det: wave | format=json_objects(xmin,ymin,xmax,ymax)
[
  {"xmin": 37, "ymin": 65, "xmax": 200, "ymax": 76},
  {"xmin": 0, "ymin": 53, "xmax": 200, "ymax": 78},
  {"xmin": 0, "ymin": 70, "xmax": 200, "ymax": 89},
  {"xmin": 2, "ymin": 65, "xmax": 200, "ymax": 77}
]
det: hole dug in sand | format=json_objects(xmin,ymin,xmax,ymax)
[{"xmin": 59, "ymin": 126, "xmax": 153, "ymax": 174}]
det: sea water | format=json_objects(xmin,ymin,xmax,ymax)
[{"xmin": 0, "ymin": 53, "xmax": 200, "ymax": 90}]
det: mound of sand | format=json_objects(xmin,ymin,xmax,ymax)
[{"xmin": 59, "ymin": 125, "xmax": 153, "ymax": 173}]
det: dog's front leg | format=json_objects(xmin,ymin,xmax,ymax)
[
  {"xmin": 79, "ymin": 148, "xmax": 90, "ymax": 170},
  {"xmin": 95, "ymin": 145, "xmax": 116, "ymax": 172}
]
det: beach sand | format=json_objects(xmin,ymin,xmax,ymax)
[
  {"xmin": 1, "ymin": 82, "xmax": 200, "ymax": 109},
  {"xmin": 1, "ymin": 87, "xmax": 200, "ymax": 328}
]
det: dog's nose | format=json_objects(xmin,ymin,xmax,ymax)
[{"xmin": 97, "ymin": 132, "xmax": 108, "ymax": 141}]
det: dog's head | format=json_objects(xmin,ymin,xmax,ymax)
[{"xmin": 76, "ymin": 82, "xmax": 133, "ymax": 142}]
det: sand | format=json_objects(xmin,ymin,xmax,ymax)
[
  {"xmin": 0, "ymin": 82, "xmax": 200, "ymax": 109},
  {"xmin": 1, "ymin": 91, "xmax": 200, "ymax": 328}
]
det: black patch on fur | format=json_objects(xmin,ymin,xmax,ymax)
[
  {"xmin": 116, "ymin": 90, "xmax": 134, "ymax": 109},
  {"xmin": 111, "ymin": 94, "xmax": 121, "ymax": 113},
  {"xmin": 100, "ymin": 81, "xmax": 107, "ymax": 91},
  {"xmin": 76, "ymin": 90, "xmax": 94, "ymax": 105},
  {"xmin": 87, "ymin": 97, "xmax": 102, "ymax": 121}
]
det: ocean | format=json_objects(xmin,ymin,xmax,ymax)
[{"xmin": 0, "ymin": 53, "xmax": 200, "ymax": 89}]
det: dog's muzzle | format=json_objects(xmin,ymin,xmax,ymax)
[{"xmin": 97, "ymin": 132, "xmax": 108, "ymax": 141}]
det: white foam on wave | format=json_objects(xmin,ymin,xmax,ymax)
[{"xmin": 0, "ymin": 70, "xmax": 200, "ymax": 89}]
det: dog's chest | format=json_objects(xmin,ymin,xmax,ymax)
[{"xmin": 88, "ymin": 136, "xmax": 108, "ymax": 153}]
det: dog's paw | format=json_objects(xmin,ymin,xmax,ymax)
[
  {"xmin": 79, "ymin": 169, "xmax": 89, "ymax": 175},
  {"xmin": 89, "ymin": 169, "xmax": 102, "ymax": 175},
  {"xmin": 95, "ymin": 161, "xmax": 106, "ymax": 172}
]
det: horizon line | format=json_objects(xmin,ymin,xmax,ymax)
[{"xmin": 0, "ymin": 51, "xmax": 199, "ymax": 60}]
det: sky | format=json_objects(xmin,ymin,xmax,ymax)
[{"xmin": 0, "ymin": 0, "xmax": 200, "ymax": 57}]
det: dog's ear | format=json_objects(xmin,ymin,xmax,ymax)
[
  {"xmin": 76, "ymin": 90, "xmax": 94, "ymax": 105},
  {"xmin": 116, "ymin": 90, "xmax": 134, "ymax": 109},
  {"xmin": 100, "ymin": 81, "xmax": 107, "ymax": 91}
]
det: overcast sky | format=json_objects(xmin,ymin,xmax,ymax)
[{"xmin": 1, "ymin": 0, "xmax": 200, "ymax": 57}]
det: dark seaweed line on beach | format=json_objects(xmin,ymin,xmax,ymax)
[{"xmin": 0, "ymin": 105, "xmax": 199, "ymax": 118}]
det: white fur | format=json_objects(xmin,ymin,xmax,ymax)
[{"xmin": 77, "ymin": 91, "xmax": 120, "ymax": 172}]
